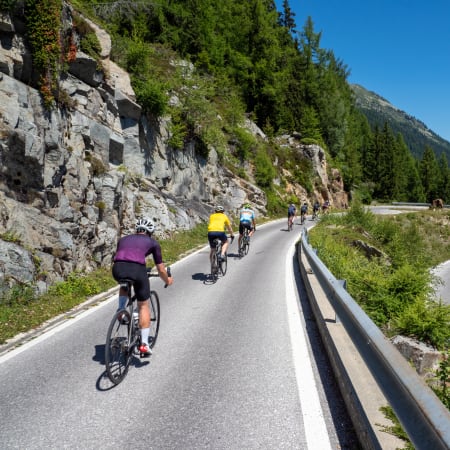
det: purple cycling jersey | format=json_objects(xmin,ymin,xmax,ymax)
[{"xmin": 114, "ymin": 234, "xmax": 163, "ymax": 265}]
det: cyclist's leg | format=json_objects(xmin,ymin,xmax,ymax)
[
  {"xmin": 133, "ymin": 268, "xmax": 153, "ymax": 354},
  {"xmin": 138, "ymin": 299, "xmax": 150, "ymax": 329},
  {"xmin": 220, "ymin": 233, "xmax": 228, "ymax": 257},
  {"xmin": 238, "ymin": 222, "xmax": 244, "ymax": 251},
  {"xmin": 208, "ymin": 233, "xmax": 218, "ymax": 270}
]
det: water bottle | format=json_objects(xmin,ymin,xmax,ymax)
[{"xmin": 133, "ymin": 310, "xmax": 139, "ymax": 326}]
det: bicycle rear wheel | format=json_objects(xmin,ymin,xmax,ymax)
[
  {"xmin": 148, "ymin": 291, "xmax": 160, "ymax": 348},
  {"xmin": 243, "ymin": 239, "xmax": 250, "ymax": 255},
  {"xmin": 211, "ymin": 252, "xmax": 219, "ymax": 280},
  {"xmin": 220, "ymin": 252, "xmax": 227, "ymax": 276},
  {"xmin": 105, "ymin": 310, "xmax": 132, "ymax": 385}
]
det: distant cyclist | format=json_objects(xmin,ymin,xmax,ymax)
[
  {"xmin": 112, "ymin": 217, "xmax": 173, "ymax": 356},
  {"xmin": 322, "ymin": 200, "xmax": 330, "ymax": 214},
  {"xmin": 312, "ymin": 200, "xmax": 320, "ymax": 218},
  {"xmin": 287, "ymin": 203, "xmax": 296, "ymax": 230},
  {"xmin": 238, "ymin": 203, "xmax": 256, "ymax": 249},
  {"xmin": 300, "ymin": 202, "xmax": 308, "ymax": 224},
  {"xmin": 207, "ymin": 205, "xmax": 234, "ymax": 262}
]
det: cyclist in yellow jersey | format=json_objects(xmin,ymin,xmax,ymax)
[{"xmin": 207, "ymin": 205, "xmax": 234, "ymax": 261}]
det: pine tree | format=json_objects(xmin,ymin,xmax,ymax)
[
  {"xmin": 438, "ymin": 153, "xmax": 450, "ymax": 203},
  {"xmin": 420, "ymin": 146, "xmax": 440, "ymax": 202}
]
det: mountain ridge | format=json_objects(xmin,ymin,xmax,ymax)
[{"xmin": 351, "ymin": 83, "xmax": 450, "ymax": 163}]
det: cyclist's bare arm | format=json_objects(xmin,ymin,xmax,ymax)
[{"xmin": 156, "ymin": 262, "xmax": 173, "ymax": 286}]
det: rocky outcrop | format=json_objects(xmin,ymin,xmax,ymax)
[{"xmin": 0, "ymin": 3, "xmax": 346, "ymax": 291}]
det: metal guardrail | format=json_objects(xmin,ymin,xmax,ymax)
[
  {"xmin": 300, "ymin": 230, "xmax": 450, "ymax": 450},
  {"xmin": 391, "ymin": 201, "xmax": 450, "ymax": 208}
]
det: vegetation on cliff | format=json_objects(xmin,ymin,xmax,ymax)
[{"xmin": 3, "ymin": 0, "xmax": 448, "ymax": 204}]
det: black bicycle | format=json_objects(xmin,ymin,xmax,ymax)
[
  {"xmin": 105, "ymin": 268, "xmax": 169, "ymax": 385},
  {"xmin": 210, "ymin": 236, "xmax": 233, "ymax": 281},
  {"xmin": 238, "ymin": 228, "xmax": 250, "ymax": 257},
  {"xmin": 300, "ymin": 212, "xmax": 307, "ymax": 225},
  {"xmin": 312, "ymin": 209, "xmax": 319, "ymax": 220}
]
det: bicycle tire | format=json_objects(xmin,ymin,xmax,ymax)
[
  {"xmin": 211, "ymin": 247, "xmax": 219, "ymax": 280},
  {"xmin": 105, "ymin": 310, "xmax": 133, "ymax": 385},
  {"xmin": 243, "ymin": 241, "xmax": 249, "ymax": 255},
  {"xmin": 220, "ymin": 253, "xmax": 227, "ymax": 276},
  {"xmin": 238, "ymin": 240, "xmax": 244, "ymax": 257},
  {"xmin": 148, "ymin": 291, "xmax": 160, "ymax": 348}
]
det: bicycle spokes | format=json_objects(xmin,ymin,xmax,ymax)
[{"xmin": 105, "ymin": 313, "xmax": 133, "ymax": 385}]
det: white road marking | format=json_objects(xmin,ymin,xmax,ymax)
[
  {"xmin": 285, "ymin": 243, "xmax": 332, "ymax": 450},
  {"xmin": 0, "ymin": 298, "xmax": 112, "ymax": 364}
]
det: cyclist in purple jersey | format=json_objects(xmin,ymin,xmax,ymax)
[{"xmin": 112, "ymin": 217, "xmax": 172, "ymax": 356}]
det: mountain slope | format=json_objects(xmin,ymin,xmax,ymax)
[{"xmin": 351, "ymin": 84, "xmax": 450, "ymax": 163}]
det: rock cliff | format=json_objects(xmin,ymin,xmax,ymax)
[{"xmin": 0, "ymin": 3, "xmax": 347, "ymax": 290}]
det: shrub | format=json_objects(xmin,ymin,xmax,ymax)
[
  {"xmin": 134, "ymin": 78, "xmax": 168, "ymax": 116},
  {"xmin": 254, "ymin": 149, "xmax": 276, "ymax": 188}
]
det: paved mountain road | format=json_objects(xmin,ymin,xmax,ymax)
[{"xmin": 0, "ymin": 219, "xmax": 356, "ymax": 449}]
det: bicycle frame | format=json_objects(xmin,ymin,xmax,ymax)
[
  {"xmin": 239, "ymin": 228, "xmax": 250, "ymax": 257},
  {"xmin": 210, "ymin": 236, "xmax": 232, "ymax": 280},
  {"xmin": 105, "ymin": 269, "xmax": 163, "ymax": 385}
]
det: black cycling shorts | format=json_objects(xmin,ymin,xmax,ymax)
[
  {"xmin": 239, "ymin": 222, "xmax": 253, "ymax": 234},
  {"xmin": 112, "ymin": 261, "xmax": 150, "ymax": 301},
  {"xmin": 208, "ymin": 231, "xmax": 227, "ymax": 248}
]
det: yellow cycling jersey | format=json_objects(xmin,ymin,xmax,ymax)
[{"xmin": 208, "ymin": 213, "xmax": 231, "ymax": 232}]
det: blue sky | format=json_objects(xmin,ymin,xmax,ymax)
[{"xmin": 275, "ymin": 0, "xmax": 450, "ymax": 142}]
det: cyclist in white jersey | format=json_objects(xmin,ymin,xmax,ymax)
[{"xmin": 238, "ymin": 203, "xmax": 256, "ymax": 249}]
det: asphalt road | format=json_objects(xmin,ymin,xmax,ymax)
[{"xmin": 0, "ymin": 219, "xmax": 357, "ymax": 450}]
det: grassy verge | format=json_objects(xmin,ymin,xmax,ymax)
[{"xmin": 308, "ymin": 203, "xmax": 450, "ymax": 350}]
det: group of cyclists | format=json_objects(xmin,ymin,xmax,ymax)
[
  {"xmin": 287, "ymin": 199, "xmax": 330, "ymax": 229},
  {"xmin": 111, "ymin": 198, "xmax": 331, "ymax": 357},
  {"xmin": 207, "ymin": 203, "xmax": 256, "ymax": 262},
  {"xmin": 111, "ymin": 203, "xmax": 256, "ymax": 356}
]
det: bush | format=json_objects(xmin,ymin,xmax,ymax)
[
  {"xmin": 309, "ymin": 209, "xmax": 450, "ymax": 350},
  {"xmin": 134, "ymin": 78, "xmax": 168, "ymax": 116},
  {"xmin": 393, "ymin": 300, "xmax": 450, "ymax": 350},
  {"xmin": 254, "ymin": 149, "xmax": 276, "ymax": 188}
]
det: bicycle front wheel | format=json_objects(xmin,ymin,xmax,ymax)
[
  {"xmin": 105, "ymin": 310, "xmax": 132, "ymax": 385},
  {"xmin": 149, "ymin": 291, "xmax": 160, "ymax": 348}
]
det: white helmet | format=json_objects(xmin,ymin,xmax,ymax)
[
  {"xmin": 136, "ymin": 217, "xmax": 155, "ymax": 234},
  {"xmin": 215, "ymin": 205, "xmax": 224, "ymax": 213}
]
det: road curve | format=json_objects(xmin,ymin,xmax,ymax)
[
  {"xmin": 369, "ymin": 205, "xmax": 450, "ymax": 304},
  {"xmin": 0, "ymin": 219, "xmax": 356, "ymax": 449}
]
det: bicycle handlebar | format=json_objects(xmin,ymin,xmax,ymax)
[{"xmin": 146, "ymin": 266, "xmax": 172, "ymax": 288}]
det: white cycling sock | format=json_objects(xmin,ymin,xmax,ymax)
[
  {"xmin": 141, "ymin": 328, "xmax": 150, "ymax": 344},
  {"xmin": 118, "ymin": 295, "xmax": 127, "ymax": 310}
]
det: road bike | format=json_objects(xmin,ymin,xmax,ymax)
[
  {"xmin": 312, "ymin": 209, "xmax": 319, "ymax": 220},
  {"xmin": 238, "ymin": 228, "xmax": 250, "ymax": 257},
  {"xmin": 300, "ymin": 212, "xmax": 307, "ymax": 225},
  {"xmin": 105, "ymin": 267, "xmax": 169, "ymax": 385},
  {"xmin": 210, "ymin": 235, "xmax": 233, "ymax": 281},
  {"xmin": 288, "ymin": 215, "xmax": 295, "ymax": 231}
]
